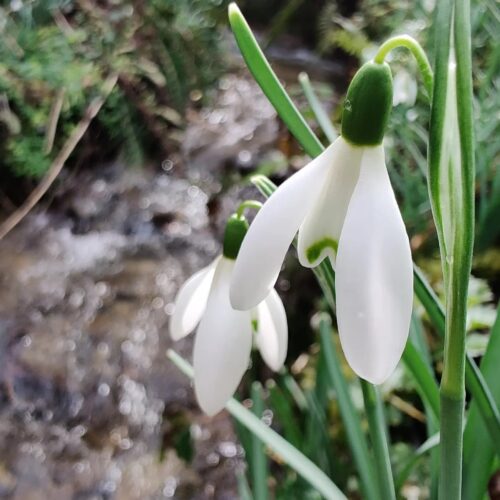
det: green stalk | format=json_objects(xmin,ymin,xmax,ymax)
[
  {"xmin": 374, "ymin": 35, "xmax": 433, "ymax": 99},
  {"xmin": 428, "ymin": 0, "xmax": 475, "ymax": 496},
  {"xmin": 360, "ymin": 381, "xmax": 396, "ymax": 500}
]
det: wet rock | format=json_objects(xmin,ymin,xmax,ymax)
[{"xmin": 183, "ymin": 74, "xmax": 278, "ymax": 175}]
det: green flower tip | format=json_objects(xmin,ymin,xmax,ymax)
[
  {"xmin": 223, "ymin": 214, "xmax": 249, "ymax": 260},
  {"xmin": 341, "ymin": 61, "xmax": 393, "ymax": 146}
]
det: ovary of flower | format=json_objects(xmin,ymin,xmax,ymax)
[
  {"xmin": 229, "ymin": 136, "xmax": 413, "ymax": 385},
  {"xmin": 170, "ymin": 255, "xmax": 287, "ymax": 415}
]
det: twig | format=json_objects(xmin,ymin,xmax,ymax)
[
  {"xmin": 0, "ymin": 74, "xmax": 118, "ymax": 241},
  {"xmin": 44, "ymin": 88, "xmax": 66, "ymax": 155}
]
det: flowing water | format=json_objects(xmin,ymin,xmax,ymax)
[{"xmin": 0, "ymin": 74, "xmax": 279, "ymax": 499}]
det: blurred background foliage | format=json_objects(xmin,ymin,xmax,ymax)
[
  {"xmin": 0, "ymin": 0, "xmax": 227, "ymax": 180},
  {"xmin": 0, "ymin": 0, "xmax": 498, "ymax": 497}
]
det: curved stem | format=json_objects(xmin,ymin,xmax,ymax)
[
  {"xmin": 236, "ymin": 200, "xmax": 263, "ymax": 218},
  {"xmin": 374, "ymin": 35, "xmax": 434, "ymax": 99}
]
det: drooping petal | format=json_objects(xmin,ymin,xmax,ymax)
[
  {"xmin": 335, "ymin": 146, "xmax": 413, "ymax": 385},
  {"xmin": 230, "ymin": 141, "xmax": 337, "ymax": 311},
  {"xmin": 194, "ymin": 257, "xmax": 253, "ymax": 416},
  {"xmin": 297, "ymin": 137, "xmax": 363, "ymax": 268},
  {"xmin": 254, "ymin": 289, "xmax": 288, "ymax": 371},
  {"xmin": 169, "ymin": 258, "xmax": 219, "ymax": 341}
]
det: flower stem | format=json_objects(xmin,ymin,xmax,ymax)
[
  {"xmin": 428, "ymin": 0, "xmax": 475, "ymax": 496},
  {"xmin": 236, "ymin": 200, "xmax": 263, "ymax": 219},
  {"xmin": 360, "ymin": 381, "xmax": 396, "ymax": 500},
  {"xmin": 374, "ymin": 35, "xmax": 433, "ymax": 99}
]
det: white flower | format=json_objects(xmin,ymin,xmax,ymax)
[
  {"xmin": 230, "ymin": 135, "xmax": 413, "ymax": 385},
  {"xmin": 170, "ymin": 255, "xmax": 287, "ymax": 415}
]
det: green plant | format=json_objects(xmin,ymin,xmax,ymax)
[
  {"xmin": 169, "ymin": 4, "xmax": 500, "ymax": 499},
  {"xmin": 0, "ymin": 0, "xmax": 227, "ymax": 179}
]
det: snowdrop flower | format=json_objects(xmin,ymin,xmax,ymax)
[
  {"xmin": 170, "ymin": 213, "xmax": 288, "ymax": 415},
  {"xmin": 230, "ymin": 62, "xmax": 413, "ymax": 385}
]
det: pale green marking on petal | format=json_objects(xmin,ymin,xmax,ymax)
[
  {"xmin": 251, "ymin": 318, "xmax": 259, "ymax": 332},
  {"xmin": 306, "ymin": 237, "xmax": 338, "ymax": 264}
]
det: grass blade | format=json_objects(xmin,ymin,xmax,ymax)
[
  {"xmin": 360, "ymin": 381, "xmax": 396, "ymax": 500},
  {"xmin": 408, "ymin": 313, "xmax": 439, "ymax": 499},
  {"xmin": 402, "ymin": 338, "xmax": 440, "ymax": 424},
  {"xmin": 167, "ymin": 350, "xmax": 347, "ymax": 500},
  {"xmin": 237, "ymin": 470, "xmax": 254, "ymax": 500},
  {"xmin": 228, "ymin": 3, "xmax": 323, "ymax": 157},
  {"xmin": 266, "ymin": 380, "xmax": 303, "ymax": 448},
  {"xmin": 250, "ymin": 382, "xmax": 269, "ymax": 500},
  {"xmin": 298, "ymin": 72, "xmax": 337, "ymax": 142},
  {"xmin": 395, "ymin": 433, "xmax": 440, "ymax": 491},
  {"xmin": 462, "ymin": 304, "xmax": 500, "ymax": 499},
  {"xmin": 318, "ymin": 319, "xmax": 379, "ymax": 500}
]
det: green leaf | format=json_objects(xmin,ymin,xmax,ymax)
[
  {"xmin": 463, "ymin": 304, "xmax": 500, "ymax": 499},
  {"xmin": 395, "ymin": 433, "xmax": 440, "ymax": 491},
  {"xmin": 266, "ymin": 380, "xmax": 303, "ymax": 449},
  {"xmin": 250, "ymin": 382, "xmax": 269, "ymax": 500},
  {"xmin": 228, "ymin": 3, "xmax": 323, "ymax": 157},
  {"xmin": 167, "ymin": 350, "xmax": 347, "ymax": 500},
  {"xmin": 236, "ymin": 470, "xmax": 254, "ymax": 500},
  {"xmin": 360, "ymin": 380, "xmax": 396, "ymax": 500},
  {"xmin": 318, "ymin": 319, "xmax": 379, "ymax": 500},
  {"xmin": 298, "ymin": 72, "xmax": 337, "ymax": 143},
  {"xmin": 402, "ymin": 338, "xmax": 440, "ymax": 425}
]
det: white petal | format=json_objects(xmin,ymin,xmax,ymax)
[
  {"xmin": 169, "ymin": 258, "xmax": 219, "ymax": 341},
  {"xmin": 254, "ymin": 289, "xmax": 288, "ymax": 371},
  {"xmin": 194, "ymin": 257, "xmax": 253, "ymax": 415},
  {"xmin": 230, "ymin": 141, "xmax": 337, "ymax": 310},
  {"xmin": 335, "ymin": 146, "xmax": 413, "ymax": 384},
  {"xmin": 297, "ymin": 137, "xmax": 363, "ymax": 268}
]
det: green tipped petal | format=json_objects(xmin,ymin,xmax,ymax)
[{"xmin": 341, "ymin": 62, "xmax": 393, "ymax": 146}]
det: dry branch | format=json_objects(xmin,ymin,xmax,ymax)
[{"xmin": 0, "ymin": 74, "xmax": 118, "ymax": 241}]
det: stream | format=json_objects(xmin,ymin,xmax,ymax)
[{"xmin": 0, "ymin": 74, "xmax": 282, "ymax": 499}]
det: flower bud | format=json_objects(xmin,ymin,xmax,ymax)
[{"xmin": 341, "ymin": 62, "xmax": 393, "ymax": 146}]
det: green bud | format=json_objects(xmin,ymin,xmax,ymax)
[
  {"xmin": 223, "ymin": 214, "xmax": 249, "ymax": 260},
  {"xmin": 341, "ymin": 61, "xmax": 393, "ymax": 146}
]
